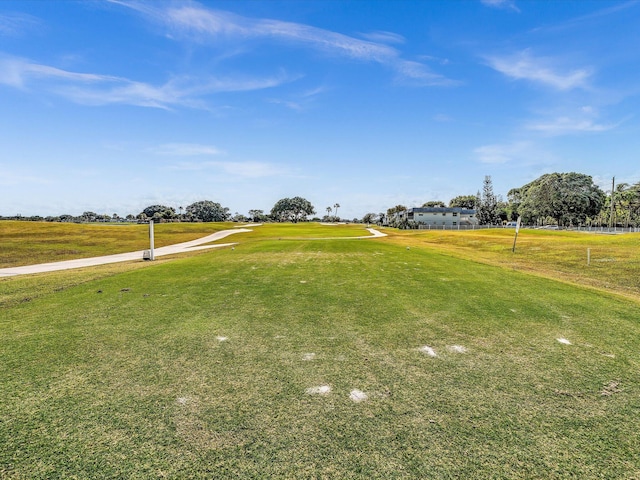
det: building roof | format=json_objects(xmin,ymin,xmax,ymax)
[{"xmin": 409, "ymin": 207, "xmax": 476, "ymax": 214}]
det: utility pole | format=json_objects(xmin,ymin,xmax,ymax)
[{"xmin": 609, "ymin": 176, "xmax": 615, "ymax": 229}]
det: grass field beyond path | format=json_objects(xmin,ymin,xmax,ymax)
[{"xmin": 1, "ymin": 224, "xmax": 639, "ymax": 478}]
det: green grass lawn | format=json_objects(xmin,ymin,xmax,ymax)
[
  {"xmin": 1, "ymin": 224, "xmax": 640, "ymax": 478},
  {"xmin": 0, "ymin": 221, "xmax": 238, "ymax": 268},
  {"xmin": 0, "ymin": 221, "xmax": 371, "ymax": 268},
  {"xmin": 384, "ymin": 227, "xmax": 640, "ymax": 299}
]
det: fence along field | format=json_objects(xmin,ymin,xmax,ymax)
[{"xmin": 1, "ymin": 222, "xmax": 639, "ymax": 477}]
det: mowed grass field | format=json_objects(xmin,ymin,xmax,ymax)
[
  {"xmin": 0, "ymin": 221, "xmax": 238, "ymax": 268},
  {"xmin": 1, "ymin": 223, "xmax": 640, "ymax": 478}
]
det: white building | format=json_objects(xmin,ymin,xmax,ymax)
[{"xmin": 393, "ymin": 207, "xmax": 478, "ymax": 227}]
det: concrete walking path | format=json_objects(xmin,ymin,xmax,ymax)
[
  {"xmin": 0, "ymin": 229, "xmax": 252, "ymax": 277},
  {"xmin": 0, "ymin": 226, "xmax": 387, "ymax": 278}
]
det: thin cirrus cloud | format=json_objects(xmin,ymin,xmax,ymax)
[
  {"xmin": 526, "ymin": 116, "xmax": 621, "ymax": 135},
  {"xmin": 0, "ymin": 12, "xmax": 41, "ymax": 36},
  {"xmin": 153, "ymin": 143, "xmax": 287, "ymax": 178},
  {"xmin": 168, "ymin": 160, "xmax": 288, "ymax": 178},
  {"xmin": 474, "ymin": 141, "xmax": 533, "ymax": 164},
  {"xmin": 481, "ymin": 0, "xmax": 521, "ymax": 13},
  {"xmin": 112, "ymin": 0, "xmax": 455, "ymax": 86},
  {"xmin": 486, "ymin": 50, "xmax": 592, "ymax": 90},
  {"xmin": 0, "ymin": 165, "xmax": 51, "ymax": 186},
  {"xmin": 151, "ymin": 143, "xmax": 224, "ymax": 156},
  {"xmin": 0, "ymin": 54, "xmax": 292, "ymax": 109},
  {"xmin": 358, "ymin": 30, "xmax": 406, "ymax": 45}
]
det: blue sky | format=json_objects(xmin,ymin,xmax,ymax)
[{"xmin": 2, "ymin": 0, "xmax": 640, "ymax": 219}]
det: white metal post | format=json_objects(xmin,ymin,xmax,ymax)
[{"xmin": 149, "ymin": 220, "xmax": 155, "ymax": 260}]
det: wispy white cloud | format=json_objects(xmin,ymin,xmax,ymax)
[
  {"xmin": 215, "ymin": 161, "xmax": 287, "ymax": 178},
  {"xmin": 433, "ymin": 113, "xmax": 453, "ymax": 122},
  {"xmin": 266, "ymin": 98, "xmax": 303, "ymax": 111},
  {"xmin": 112, "ymin": 1, "xmax": 456, "ymax": 87},
  {"xmin": 151, "ymin": 143, "xmax": 224, "ymax": 156},
  {"xmin": 151, "ymin": 143, "xmax": 288, "ymax": 177},
  {"xmin": 266, "ymin": 85, "xmax": 328, "ymax": 111},
  {"xmin": 526, "ymin": 117, "xmax": 621, "ymax": 135},
  {"xmin": 531, "ymin": 0, "xmax": 640, "ymax": 34},
  {"xmin": 481, "ymin": 0, "xmax": 520, "ymax": 13},
  {"xmin": 485, "ymin": 50, "xmax": 592, "ymax": 90},
  {"xmin": 0, "ymin": 12, "xmax": 41, "ymax": 36},
  {"xmin": 167, "ymin": 160, "xmax": 288, "ymax": 178},
  {"xmin": 0, "ymin": 165, "xmax": 51, "ymax": 186},
  {"xmin": 525, "ymin": 105, "xmax": 627, "ymax": 135},
  {"xmin": 394, "ymin": 60, "xmax": 459, "ymax": 86},
  {"xmin": 0, "ymin": 54, "xmax": 292, "ymax": 108},
  {"xmin": 359, "ymin": 30, "xmax": 406, "ymax": 45},
  {"xmin": 474, "ymin": 141, "xmax": 533, "ymax": 164},
  {"xmin": 0, "ymin": 56, "xmax": 115, "ymax": 89}
]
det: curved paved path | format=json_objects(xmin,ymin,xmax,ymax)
[
  {"xmin": 0, "ymin": 229, "xmax": 252, "ymax": 277},
  {"xmin": 0, "ymin": 227, "xmax": 387, "ymax": 277}
]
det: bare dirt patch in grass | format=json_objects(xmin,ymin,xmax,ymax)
[
  {"xmin": 448, "ymin": 345, "xmax": 467, "ymax": 353},
  {"xmin": 305, "ymin": 385, "xmax": 331, "ymax": 395},
  {"xmin": 349, "ymin": 389, "xmax": 368, "ymax": 403},
  {"xmin": 601, "ymin": 381, "xmax": 622, "ymax": 396},
  {"xmin": 419, "ymin": 346, "xmax": 437, "ymax": 357}
]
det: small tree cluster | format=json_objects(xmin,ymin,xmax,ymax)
[
  {"xmin": 270, "ymin": 197, "xmax": 315, "ymax": 223},
  {"xmin": 509, "ymin": 173, "xmax": 605, "ymax": 226},
  {"xmin": 185, "ymin": 200, "xmax": 230, "ymax": 222}
]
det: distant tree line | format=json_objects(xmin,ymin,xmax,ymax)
[
  {"xmin": 379, "ymin": 172, "xmax": 640, "ymax": 229},
  {"xmin": 1, "ymin": 198, "xmax": 320, "ymax": 224},
  {"xmin": 5, "ymin": 173, "xmax": 639, "ymax": 227}
]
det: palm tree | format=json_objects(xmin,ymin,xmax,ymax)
[
  {"xmin": 334, "ymin": 203, "xmax": 340, "ymax": 219},
  {"xmin": 326, "ymin": 206, "xmax": 332, "ymax": 218}
]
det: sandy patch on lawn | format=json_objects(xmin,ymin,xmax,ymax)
[
  {"xmin": 302, "ymin": 353, "xmax": 316, "ymax": 361},
  {"xmin": 601, "ymin": 381, "xmax": 622, "ymax": 396},
  {"xmin": 216, "ymin": 336, "xmax": 228, "ymax": 342},
  {"xmin": 349, "ymin": 389, "xmax": 368, "ymax": 403},
  {"xmin": 419, "ymin": 346, "xmax": 437, "ymax": 357},
  {"xmin": 306, "ymin": 385, "xmax": 331, "ymax": 395},
  {"xmin": 556, "ymin": 338, "xmax": 571, "ymax": 345},
  {"xmin": 448, "ymin": 345, "xmax": 467, "ymax": 353}
]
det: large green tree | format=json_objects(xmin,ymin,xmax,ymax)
[
  {"xmin": 422, "ymin": 201, "xmax": 446, "ymax": 208},
  {"xmin": 448, "ymin": 195, "xmax": 477, "ymax": 209},
  {"xmin": 141, "ymin": 205, "xmax": 175, "ymax": 221},
  {"xmin": 186, "ymin": 201, "xmax": 229, "ymax": 222},
  {"xmin": 477, "ymin": 176, "xmax": 500, "ymax": 225},
  {"xmin": 362, "ymin": 212, "xmax": 377, "ymax": 224},
  {"xmin": 270, "ymin": 197, "xmax": 315, "ymax": 223},
  {"xmin": 516, "ymin": 172, "xmax": 604, "ymax": 226}
]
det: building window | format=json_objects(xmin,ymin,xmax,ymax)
[
  {"xmin": 453, "ymin": 212, "xmax": 458, "ymax": 216},
  {"xmin": 442, "ymin": 213, "xmax": 446, "ymax": 216},
  {"xmin": 453, "ymin": 221, "xmax": 457, "ymax": 226}
]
